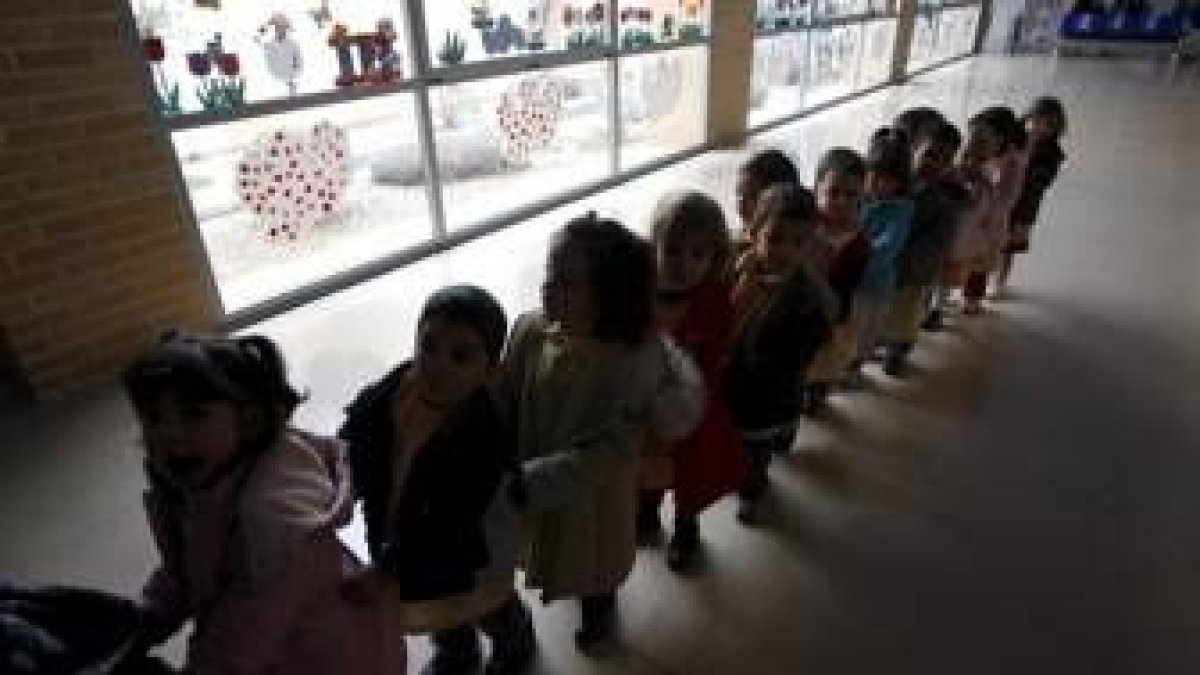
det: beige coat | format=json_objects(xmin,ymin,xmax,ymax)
[{"xmin": 504, "ymin": 314, "xmax": 702, "ymax": 601}]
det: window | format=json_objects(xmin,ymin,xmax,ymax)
[{"xmin": 619, "ymin": 44, "xmax": 708, "ymax": 170}]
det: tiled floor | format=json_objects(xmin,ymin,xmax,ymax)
[{"xmin": 3, "ymin": 55, "xmax": 1200, "ymax": 673}]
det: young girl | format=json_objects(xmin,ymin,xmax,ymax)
[
  {"xmin": 803, "ymin": 148, "xmax": 870, "ymax": 414},
  {"xmin": 125, "ymin": 332, "xmax": 399, "ymax": 675},
  {"xmin": 997, "ymin": 96, "xmax": 1068, "ymax": 291},
  {"xmin": 338, "ymin": 286, "xmax": 534, "ymax": 675},
  {"xmin": 735, "ymin": 149, "xmax": 800, "ymax": 242},
  {"xmin": 636, "ymin": 191, "xmax": 743, "ymax": 573},
  {"xmin": 943, "ymin": 111, "xmax": 1002, "ymax": 316},
  {"xmin": 958, "ymin": 108, "xmax": 1020, "ymax": 315},
  {"xmin": 504, "ymin": 213, "xmax": 702, "ymax": 651},
  {"xmin": 883, "ymin": 119, "xmax": 964, "ymax": 375},
  {"xmin": 728, "ymin": 184, "xmax": 836, "ymax": 523},
  {"xmin": 853, "ymin": 127, "xmax": 916, "ymax": 369}
]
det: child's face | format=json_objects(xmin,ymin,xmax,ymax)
[
  {"xmin": 756, "ymin": 218, "xmax": 813, "ymax": 276},
  {"xmin": 735, "ymin": 170, "xmax": 765, "ymax": 227},
  {"xmin": 962, "ymin": 124, "xmax": 1002, "ymax": 169},
  {"xmin": 138, "ymin": 394, "xmax": 240, "ymax": 488},
  {"xmin": 542, "ymin": 239, "xmax": 594, "ymax": 337},
  {"xmin": 658, "ymin": 231, "xmax": 716, "ymax": 293},
  {"xmin": 413, "ymin": 316, "xmax": 493, "ymax": 408},
  {"xmin": 1026, "ymin": 114, "xmax": 1056, "ymax": 142},
  {"xmin": 816, "ymin": 170, "xmax": 863, "ymax": 224},
  {"xmin": 864, "ymin": 170, "xmax": 903, "ymax": 201},
  {"xmin": 914, "ymin": 140, "xmax": 957, "ymax": 183}
]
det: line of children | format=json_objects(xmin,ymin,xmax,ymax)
[{"xmin": 116, "ymin": 96, "xmax": 1066, "ymax": 674}]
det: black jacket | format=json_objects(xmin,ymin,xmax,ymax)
[
  {"xmin": 896, "ymin": 183, "xmax": 962, "ymax": 288},
  {"xmin": 727, "ymin": 267, "xmax": 834, "ymax": 432},
  {"xmin": 338, "ymin": 364, "xmax": 515, "ymax": 602},
  {"xmin": 1012, "ymin": 138, "xmax": 1065, "ymax": 226}
]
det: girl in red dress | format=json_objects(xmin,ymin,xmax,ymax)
[{"xmin": 637, "ymin": 191, "xmax": 745, "ymax": 573}]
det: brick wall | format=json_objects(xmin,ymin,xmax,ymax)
[{"xmin": 0, "ymin": 0, "xmax": 222, "ymax": 402}]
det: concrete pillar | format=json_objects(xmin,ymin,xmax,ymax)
[{"xmin": 706, "ymin": 0, "xmax": 756, "ymax": 147}]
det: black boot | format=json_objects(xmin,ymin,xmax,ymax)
[
  {"xmin": 424, "ymin": 625, "xmax": 482, "ymax": 675},
  {"xmin": 883, "ymin": 343, "xmax": 910, "ymax": 378},
  {"xmin": 575, "ymin": 592, "xmax": 617, "ymax": 653},
  {"xmin": 666, "ymin": 513, "xmax": 700, "ymax": 573},
  {"xmin": 481, "ymin": 598, "xmax": 536, "ymax": 675},
  {"xmin": 635, "ymin": 491, "xmax": 664, "ymax": 545}
]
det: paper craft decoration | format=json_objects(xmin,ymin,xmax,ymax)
[
  {"xmin": 235, "ymin": 121, "xmax": 348, "ymax": 243},
  {"xmin": 260, "ymin": 13, "xmax": 304, "ymax": 94},
  {"xmin": 494, "ymin": 77, "xmax": 564, "ymax": 164}
]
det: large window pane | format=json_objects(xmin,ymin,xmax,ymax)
[
  {"xmin": 936, "ymin": 6, "xmax": 979, "ymax": 60},
  {"xmin": 132, "ymin": 1, "xmax": 411, "ymax": 116},
  {"xmin": 422, "ymin": 0, "xmax": 611, "ymax": 67},
  {"xmin": 748, "ymin": 31, "xmax": 811, "ymax": 128},
  {"xmin": 858, "ymin": 18, "xmax": 896, "ymax": 88},
  {"xmin": 808, "ymin": 23, "xmax": 863, "ymax": 106},
  {"xmin": 619, "ymin": 45, "xmax": 708, "ymax": 169},
  {"xmin": 908, "ymin": 10, "xmax": 940, "ymax": 72},
  {"xmin": 431, "ymin": 61, "xmax": 611, "ymax": 231},
  {"xmin": 814, "ymin": 0, "xmax": 870, "ymax": 19},
  {"xmin": 172, "ymin": 94, "xmax": 432, "ymax": 311},
  {"xmin": 617, "ymin": 0, "xmax": 710, "ymax": 48}
]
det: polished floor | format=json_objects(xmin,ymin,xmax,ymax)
[{"xmin": 3, "ymin": 56, "xmax": 1199, "ymax": 674}]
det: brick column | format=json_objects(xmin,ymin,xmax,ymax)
[
  {"xmin": 0, "ymin": 0, "xmax": 222, "ymax": 402},
  {"xmin": 706, "ymin": 0, "xmax": 756, "ymax": 147}
]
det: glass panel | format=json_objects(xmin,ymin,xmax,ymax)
[
  {"xmin": 422, "ymin": 1, "xmax": 611, "ymax": 67},
  {"xmin": 131, "ymin": 1, "xmax": 410, "ymax": 116},
  {"xmin": 754, "ymin": 0, "xmax": 814, "ymax": 31},
  {"xmin": 858, "ymin": 18, "xmax": 896, "ymax": 88},
  {"xmin": 617, "ymin": 0, "xmax": 710, "ymax": 47},
  {"xmin": 807, "ymin": 23, "xmax": 863, "ymax": 106},
  {"xmin": 908, "ymin": 9, "xmax": 940, "ymax": 72},
  {"xmin": 747, "ymin": 31, "xmax": 811, "ymax": 128},
  {"xmin": 936, "ymin": 6, "xmax": 978, "ymax": 60},
  {"xmin": 619, "ymin": 45, "xmax": 707, "ymax": 169},
  {"xmin": 171, "ymin": 94, "xmax": 432, "ymax": 311},
  {"xmin": 431, "ymin": 61, "xmax": 611, "ymax": 231}
]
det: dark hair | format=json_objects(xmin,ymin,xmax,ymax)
[
  {"xmin": 752, "ymin": 182, "xmax": 818, "ymax": 234},
  {"xmin": 419, "ymin": 285, "xmax": 508, "ymax": 364},
  {"xmin": 739, "ymin": 149, "xmax": 799, "ymax": 187},
  {"xmin": 124, "ymin": 331, "xmax": 303, "ymax": 456},
  {"xmin": 651, "ymin": 191, "xmax": 732, "ymax": 283},
  {"xmin": 557, "ymin": 212, "xmax": 656, "ymax": 346},
  {"xmin": 865, "ymin": 127, "xmax": 912, "ymax": 191},
  {"xmin": 816, "ymin": 147, "xmax": 865, "ymax": 183},
  {"xmin": 1024, "ymin": 96, "xmax": 1067, "ymax": 138},
  {"xmin": 973, "ymin": 106, "xmax": 1026, "ymax": 152},
  {"xmin": 892, "ymin": 107, "xmax": 945, "ymax": 142},
  {"xmin": 916, "ymin": 119, "xmax": 963, "ymax": 154}
]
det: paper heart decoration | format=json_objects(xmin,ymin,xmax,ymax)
[
  {"xmin": 235, "ymin": 121, "xmax": 348, "ymax": 243},
  {"xmin": 495, "ymin": 77, "xmax": 564, "ymax": 164}
]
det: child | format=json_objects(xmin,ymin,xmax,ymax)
[
  {"xmin": 728, "ymin": 183, "xmax": 836, "ymax": 523},
  {"xmin": 997, "ymin": 96, "xmax": 1068, "ymax": 291},
  {"xmin": 853, "ymin": 127, "xmax": 916, "ymax": 370},
  {"xmin": 883, "ymin": 119, "xmax": 964, "ymax": 375},
  {"xmin": 942, "ymin": 111, "xmax": 1002, "ymax": 316},
  {"xmin": 735, "ymin": 149, "xmax": 800, "ymax": 242},
  {"xmin": 338, "ymin": 286, "xmax": 534, "ymax": 675},
  {"xmin": 124, "ymin": 332, "xmax": 399, "ymax": 675},
  {"xmin": 503, "ymin": 213, "xmax": 703, "ymax": 651},
  {"xmin": 803, "ymin": 148, "xmax": 870, "ymax": 414},
  {"xmin": 961, "ymin": 107, "xmax": 1025, "ymax": 314},
  {"xmin": 892, "ymin": 106, "xmax": 944, "ymax": 141},
  {"xmin": 636, "ymin": 191, "xmax": 744, "ymax": 573}
]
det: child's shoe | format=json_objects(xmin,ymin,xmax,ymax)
[
  {"xmin": 484, "ymin": 603, "xmax": 536, "ymax": 675},
  {"xmin": 423, "ymin": 628, "xmax": 482, "ymax": 675},
  {"xmin": 736, "ymin": 496, "xmax": 762, "ymax": 526},
  {"xmin": 921, "ymin": 309, "xmax": 944, "ymax": 332},
  {"xmin": 635, "ymin": 494, "xmax": 663, "ymax": 546},
  {"xmin": 575, "ymin": 595, "xmax": 617, "ymax": 654},
  {"xmin": 666, "ymin": 514, "xmax": 700, "ymax": 573}
]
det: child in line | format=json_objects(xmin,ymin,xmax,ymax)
[
  {"xmin": 883, "ymin": 119, "xmax": 965, "ymax": 375},
  {"xmin": 504, "ymin": 213, "xmax": 703, "ymax": 652},
  {"xmin": 338, "ymin": 286, "xmax": 534, "ymax": 675},
  {"xmin": 963, "ymin": 106, "xmax": 1028, "ymax": 310},
  {"xmin": 803, "ymin": 148, "xmax": 870, "ymax": 414},
  {"xmin": 997, "ymin": 96, "xmax": 1068, "ymax": 291},
  {"xmin": 125, "ymin": 332, "xmax": 400, "ymax": 675},
  {"xmin": 637, "ymin": 191, "xmax": 744, "ymax": 573},
  {"xmin": 735, "ymin": 149, "xmax": 800, "ymax": 242},
  {"xmin": 942, "ymin": 111, "xmax": 1002, "ymax": 316},
  {"xmin": 728, "ymin": 184, "xmax": 836, "ymax": 524},
  {"xmin": 852, "ymin": 128, "xmax": 916, "ymax": 372},
  {"xmin": 892, "ymin": 106, "xmax": 944, "ymax": 142}
]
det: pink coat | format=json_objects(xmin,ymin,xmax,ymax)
[
  {"xmin": 986, "ymin": 149, "xmax": 1029, "ymax": 251},
  {"xmin": 141, "ymin": 431, "xmax": 403, "ymax": 675},
  {"xmin": 949, "ymin": 169, "xmax": 997, "ymax": 263}
]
